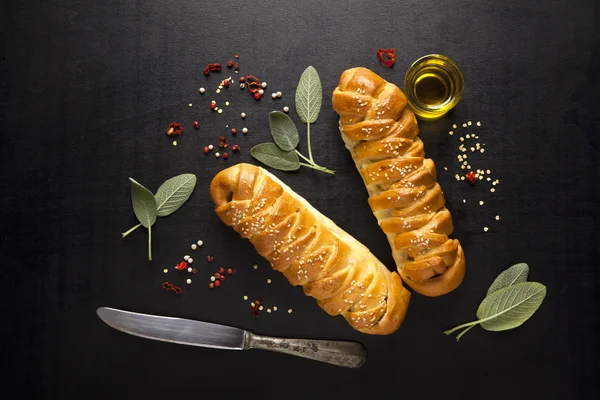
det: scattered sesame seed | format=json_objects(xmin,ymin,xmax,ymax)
[
  {"xmin": 191, "ymin": 244, "xmax": 197, "ymax": 250},
  {"xmin": 163, "ymin": 269, "xmax": 168, "ymax": 273},
  {"xmin": 487, "ymin": 177, "xmax": 492, "ymax": 181},
  {"xmin": 486, "ymin": 169, "xmax": 491, "ymax": 174},
  {"xmin": 273, "ymin": 306, "xmax": 277, "ymax": 311},
  {"xmin": 243, "ymin": 295, "xmax": 248, "ymax": 300},
  {"xmin": 453, "ymin": 124, "xmax": 457, "ymax": 128},
  {"xmin": 276, "ymin": 91, "xmax": 282, "ymax": 98},
  {"xmin": 241, "ymin": 112, "xmax": 246, "ymax": 118},
  {"xmin": 186, "ymin": 279, "xmax": 192, "ymax": 284},
  {"xmin": 242, "ymin": 127, "xmax": 248, "ymax": 134},
  {"xmin": 480, "ymin": 148, "xmax": 485, "ymax": 153},
  {"xmin": 259, "ymin": 305, "xmax": 264, "ymax": 311},
  {"xmin": 258, "ymin": 89, "xmax": 264, "ymax": 95},
  {"xmin": 449, "ymin": 131, "xmax": 454, "ymax": 135},
  {"xmin": 267, "ymin": 279, "xmax": 272, "ymax": 284},
  {"xmin": 460, "ymin": 137, "xmax": 464, "ymax": 142},
  {"xmin": 490, "ymin": 188, "xmax": 496, "ymax": 192},
  {"xmin": 462, "ymin": 123, "xmax": 467, "ymax": 127},
  {"xmin": 211, "ymin": 276, "xmax": 216, "ymax": 282},
  {"xmin": 197, "ymin": 240, "xmax": 203, "ymax": 246},
  {"xmin": 199, "ymin": 88, "xmax": 205, "ymax": 93},
  {"xmin": 217, "ymin": 109, "xmax": 223, "ymax": 114},
  {"xmin": 250, "ymin": 302, "xmax": 255, "ymax": 307},
  {"xmin": 187, "ymin": 267, "xmax": 192, "ymax": 273},
  {"xmin": 271, "ymin": 92, "xmax": 277, "ymax": 99},
  {"xmin": 476, "ymin": 121, "xmax": 481, "ymax": 126},
  {"xmin": 184, "ymin": 255, "xmax": 190, "ymax": 261},
  {"xmin": 267, "ymin": 309, "xmax": 272, "ymax": 313},
  {"xmin": 479, "ymin": 201, "xmax": 484, "ymax": 206},
  {"xmin": 283, "ymin": 106, "xmax": 289, "ymax": 113},
  {"xmin": 172, "ymin": 141, "xmax": 177, "ymax": 146},
  {"xmin": 495, "ymin": 215, "xmax": 500, "ymax": 220},
  {"xmin": 208, "ymin": 144, "xmax": 214, "ymax": 150},
  {"xmin": 253, "ymin": 264, "xmax": 258, "ymax": 269},
  {"xmin": 466, "ymin": 134, "xmax": 470, "ymax": 139},
  {"xmin": 188, "ymin": 258, "xmax": 193, "ymax": 263},
  {"xmin": 261, "ymin": 82, "xmax": 267, "ymax": 88},
  {"xmin": 215, "ymin": 152, "xmax": 220, "ymax": 158},
  {"xmin": 225, "ymin": 101, "xmax": 230, "ymax": 106},
  {"xmin": 484, "ymin": 227, "xmax": 489, "ymax": 232},
  {"xmin": 288, "ymin": 309, "xmax": 293, "ymax": 313},
  {"xmin": 468, "ymin": 121, "xmax": 472, "ymax": 126},
  {"xmin": 463, "ymin": 199, "xmax": 466, "ymax": 203},
  {"xmin": 444, "ymin": 167, "xmax": 448, "ymax": 171}
]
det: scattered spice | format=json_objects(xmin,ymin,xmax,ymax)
[
  {"xmin": 226, "ymin": 60, "xmax": 234, "ymax": 68},
  {"xmin": 231, "ymin": 144, "xmax": 240, "ymax": 152},
  {"xmin": 231, "ymin": 128, "xmax": 237, "ymax": 135},
  {"xmin": 465, "ymin": 171, "xmax": 477, "ymax": 185},
  {"xmin": 162, "ymin": 281, "xmax": 182, "ymax": 294},
  {"xmin": 203, "ymin": 63, "xmax": 222, "ymax": 76},
  {"xmin": 215, "ymin": 280, "xmax": 221, "ymax": 287},
  {"xmin": 252, "ymin": 298, "xmax": 263, "ymax": 316},
  {"xmin": 377, "ymin": 48, "xmax": 396, "ymax": 68},
  {"xmin": 193, "ymin": 121, "xmax": 200, "ymax": 130},
  {"xmin": 223, "ymin": 152, "xmax": 229, "ymax": 159},
  {"xmin": 186, "ymin": 279, "xmax": 192, "ymax": 285},
  {"xmin": 175, "ymin": 261, "xmax": 187, "ymax": 271},
  {"xmin": 207, "ymin": 255, "xmax": 214, "ymax": 262},
  {"xmin": 165, "ymin": 122, "xmax": 184, "ymax": 136}
]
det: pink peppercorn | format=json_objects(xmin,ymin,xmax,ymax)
[{"xmin": 193, "ymin": 121, "xmax": 200, "ymax": 129}]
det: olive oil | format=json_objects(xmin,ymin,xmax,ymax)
[{"xmin": 404, "ymin": 54, "xmax": 464, "ymax": 120}]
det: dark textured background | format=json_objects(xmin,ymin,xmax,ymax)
[{"xmin": 1, "ymin": 0, "xmax": 599, "ymax": 398}]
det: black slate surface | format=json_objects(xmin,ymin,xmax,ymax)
[{"xmin": 1, "ymin": 0, "xmax": 599, "ymax": 398}]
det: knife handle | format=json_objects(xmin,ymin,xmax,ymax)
[{"xmin": 246, "ymin": 333, "xmax": 366, "ymax": 368}]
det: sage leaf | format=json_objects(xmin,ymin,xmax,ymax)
[
  {"xmin": 487, "ymin": 263, "xmax": 529, "ymax": 296},
  {"xmin": 155, "ymin": 173, "xmax": 197, "ymax": 217},
  {"xmin": 269, "ymin": 111, "xmax": 299, "ymax": 151},
  {"xmin": 250, "ymin": 143, "xmax": 300, "ymax": 171},
  {"xmin": 295, "ymin": 66, "xmax": 322, "ymax": 124},
  {"xmin": 477, "ymin": 282, "xmax": 546, "ymax": 331},
  {"xmin": 129, "ymin": 178, "xmax": 157, "ymax": 228}
]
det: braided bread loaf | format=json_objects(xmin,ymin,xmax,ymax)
[
  {"xmin": 210, "ymin": 163, "xmax": 410, "ymax": 335},
  {"xmin": 332, "ymin": 67, "xmax": 465, "ymax": 297}
]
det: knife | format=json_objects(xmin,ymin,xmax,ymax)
[{"xmin": 96, "ymin": 307, "xmax": 366, "ymax": 368}]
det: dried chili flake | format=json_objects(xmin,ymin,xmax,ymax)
[
  {"xmin": 465, "ymin": 171, "xmax": 478, "ymax": 185},
  {"xmin": 377, "ymin": 48, "xmax": 396, "ymax": 68},
  {"xmin": 165, "ymin": 122, "xmax": 184, "ymax": 136},
  {"xmin": 251, "ymin": 298, "xmax": 263, "ymax": 316},
  {"xmin": 162, "ymin": 281, "xmax": 182, "ymax": 294},
  {"xmin": 175, "ymin": 261, "xmax": 187, "ymax": 271}
]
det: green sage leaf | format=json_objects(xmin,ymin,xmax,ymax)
[
  {"xmin": 487, "ymin": 263, "xmax": 529, "ymax": 296},
  {"xmin": 129, "ymin": 178, "xmax": 157, "ymax": 228},
  {"xmin": 269, "ymin": 111, "xmax": 299, "ymax": 151},
  {"xmin": 477, "ymin": 282, "xmax": 546, "ymax": 331},
  {"xmin": 155, "ymin": 173, "xmax": 197, "ymax": 217},
  {"xmin": 295, "ymin": 66, "xmax": 322, "ymax": 124},
  {"xmin": 250, "ymin": 143, "xmax": 300, "ymax": 171}
]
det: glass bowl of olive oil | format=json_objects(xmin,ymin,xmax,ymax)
[{"xmin": 404, "ymin": 54, "xmax": 464, "ymax": 120}]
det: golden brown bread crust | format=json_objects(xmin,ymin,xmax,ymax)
[
  {"xmin": 332, "ymin": 67, "xmax": 465, "ymax": 297},
  {"xmin": 210, "ymin": 163, "xmax": 410, "ymax": 335}
]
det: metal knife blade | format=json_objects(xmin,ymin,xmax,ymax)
[
  {"xmin": 97, "ymin": 307, "xmax": 366, "ymax": 368},
  {"xmin": 97, "ymin": 307, "xmax": 246, "ymax": 350}
]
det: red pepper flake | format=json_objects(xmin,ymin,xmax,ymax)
[
  {"xmin": 377, "ymin": 48, "xmax": 396, "ymax": 68},
  {"xmin": 231, "ymin": 128, "xmax": 237, "ymax": 135},
  {"xmin": 162, "ymin": 281, "xmax": 182, "ymax": 294},
  {"xmin": 226, "ymin": 60, "xmax": 234, "ymax": 68},
  {"xmin": 207, "ymin": 255, "xmax": 214, "ymax": 262},
  {"xmin": 214, "ymin": 280, "xmax": 221, "ymax": 287},
  {"xmin": 231, "ymin": 144, "xmax": 240, "ymax": 152},
  {"xmin": 203, "ymin": 146, "xmax": 210, "ymax": 154},
  {"xmin": 175, "ymin": 261, "xmax": 187, "ymax": 271},
  {"xmin": 251, "ymin": 298, "xmax": 263, "ymax": 316},
  {"xmin": 165, "ymin": 122, "xmax": 184, "ymax": 136},
  {"xmin": 193, "ymin": 121, "xmax": 200, "ymax": 130},
  {"xmin": 466, "ymin": 171, "xmax": 478, "ymax": 185},
  {"xmin": 223, "ymin": 152, "xmax": 229, "ymax": 159}
]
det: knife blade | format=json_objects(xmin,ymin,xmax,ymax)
[{"xmin": 97, "ymin": 307, "xmax": 366, "ymax": 368}]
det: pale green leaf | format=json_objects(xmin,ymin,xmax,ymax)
[
  {"xmin": 487, "ymin": 263, "xmax": 529, "ymax": 296},
  {"xmin": 129, "ymin": 178, "xmax": 157, "ymax": 228},
  {"xmin": 250, "ymin": 143, "xmax": 300, "ymax": 171},
  {"xmin": 295, "ymin": 66, "xmax": 322, "ymax": 123},
  {"xmin": 269, "ymin": 111, "xmax": 299, "ymax": 151},
  {"xmin": 477, "ymin": 282, "xmax": 546, "ymax": 331},
  {"xmin": 155, "ymin": 173, "xmax": 197, "ymax": 217}
]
